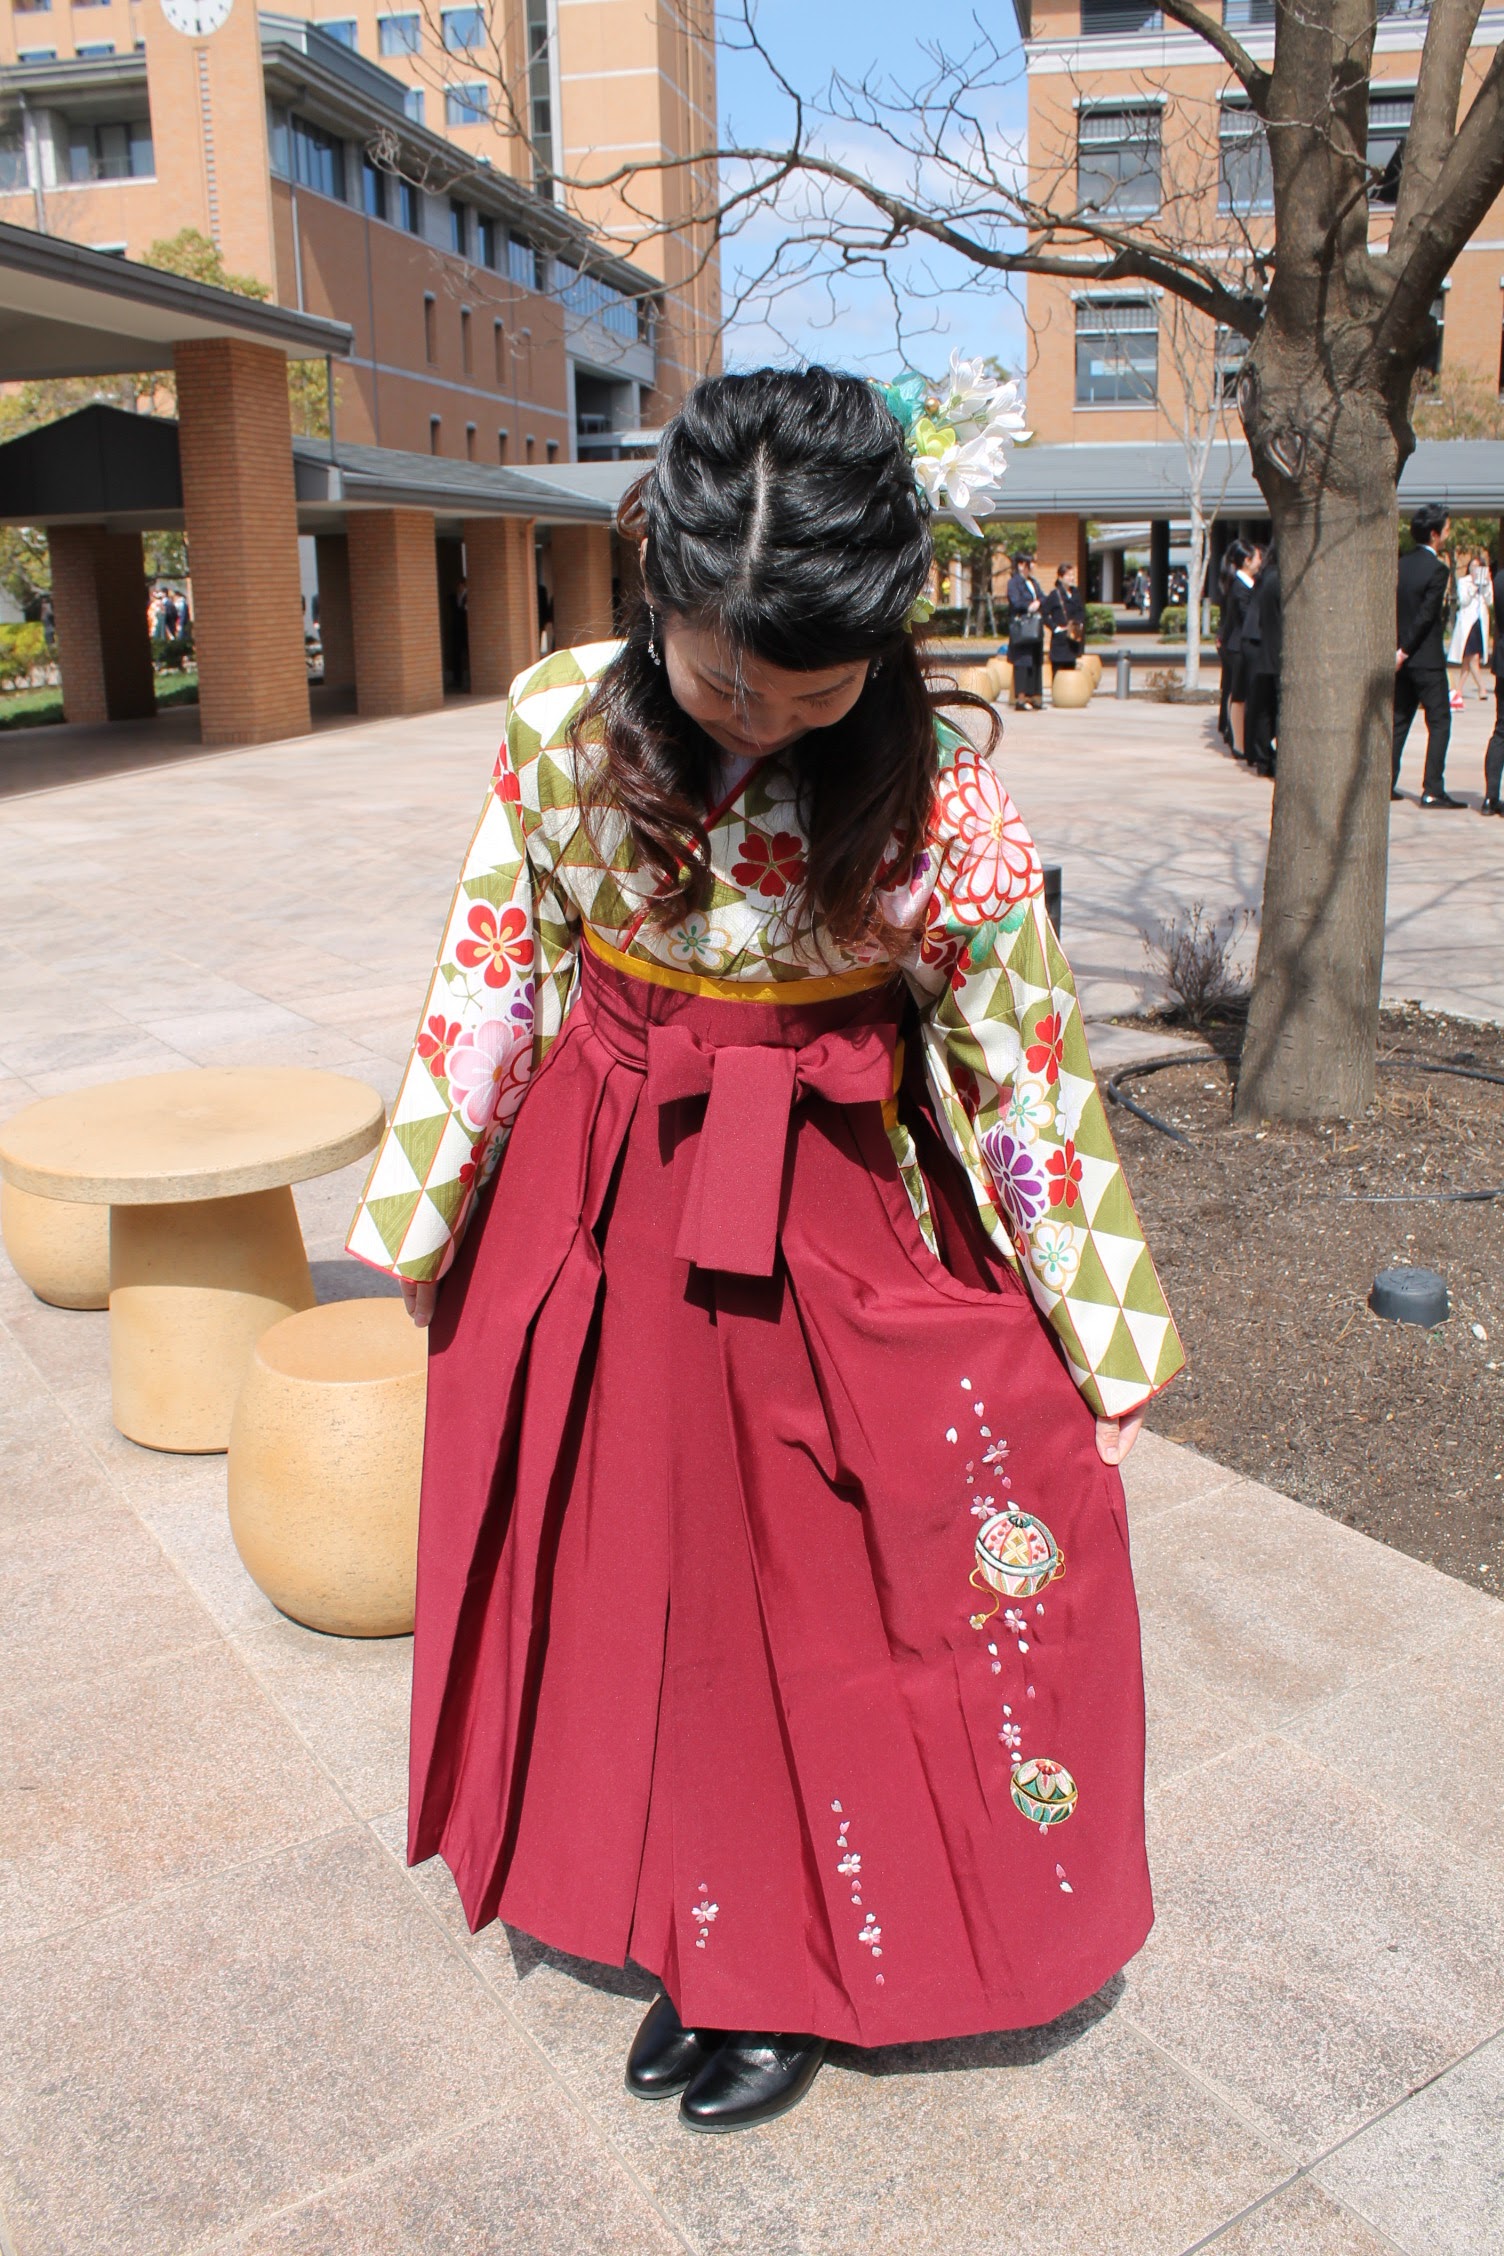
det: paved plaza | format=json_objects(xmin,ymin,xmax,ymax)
[{"xmin": 1, "ymin": 695, "xmax": 1501, "ymax": 2254}]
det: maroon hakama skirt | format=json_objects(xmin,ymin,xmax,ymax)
[{"xmin": 412, "ymin": 944, "xmax": 1152, "ymax": 2046}]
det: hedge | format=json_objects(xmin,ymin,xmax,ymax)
[{"xmin": 1157, "ymin": 604, "xmax": 1220, "ymax": 640}]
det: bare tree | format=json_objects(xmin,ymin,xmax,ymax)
[
  {"xmin": 428, "ymin": 0, "xmax": 1504, "ymax": 1122},
  {"xmin": 1158, "ymin": 294, "xmax": 1241, "ymax": 693}
]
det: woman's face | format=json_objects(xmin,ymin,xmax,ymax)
[{"xmin": 660, "ymin": 616, "xmax": 872, "ymax": 762}]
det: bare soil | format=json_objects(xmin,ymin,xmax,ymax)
[{"xmin": 1109, "ymin": 1006, "xmax": 1504, "ymax": 1594}]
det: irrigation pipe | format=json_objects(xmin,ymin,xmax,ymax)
[{"xmin": 1103, "ymin": 1052, "xmax": 1504, "ymax": 1202}]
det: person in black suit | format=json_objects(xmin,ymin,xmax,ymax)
[
  {"xmin": 1479, "ymin": 554, "xmax": 1504, "ymax": 815},
  {"xmin": 1217, "ymin": 539, "xmax": 1260, "ymax": 754},
  {"xmin": 1041, "ymin": 561, "xmax": 1086, "ymax": 670},
  {"xmin": 1007, "ymin": 554, "xmax": 1046, "ymax": 709},
  {"xmin": 1393, "ymin": 504, "xmax": 1461, "ymax": 807},
  {"xmin": 1240, "ymin": 549, "xmax": 1281, "ymax": 777}
]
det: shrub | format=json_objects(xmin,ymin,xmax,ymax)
[
  {"xmin": 1084, "ymin": 603, "xmax": 1115, "ymax": 640},
  {"xmin": 926, "ymin": 606, "xmax": 968, "ymax": 636},
  {"xmin": 1158, "ymin": 603, "xmax": 1220, "ymax": 641},
  {"xmin": 1142, "ymin": 902, "xmax": 1252, "ymax": 1028},
  {"xmin": 0, "ymin": 620, "xmax": 48, "ymax": 690},
  {"xmin": 152, "ymin": 630, "xmax": 194, "ymax": 671}
]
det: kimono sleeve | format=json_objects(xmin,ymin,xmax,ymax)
[
  {"xmin": 913, "ymin": 744, "xmax": 1186, "ymax": 1419},
  {"xmin": 345, "ymin": 713, "xmax": 578, "ymax": 1283}
]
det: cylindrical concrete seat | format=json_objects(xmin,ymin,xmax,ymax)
[
  {"xmin": 1, "ymin": 1181, "xmax": 110, "ymax": 1309},
  {"xmin": 1052, "ymin": 665, "xmax": 1094, "ymax": 708},
  {"xmin": 1081, "ymin": 651, "xmax": 1103, "ymax": 689},
  {"xmin": 227, "ymin": 1297, "xmax": 427, "ymax": 1637}
]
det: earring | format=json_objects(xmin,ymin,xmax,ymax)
[{"xmin": 647, "ymin": 613, "xmax": 661, "ymax": 666}]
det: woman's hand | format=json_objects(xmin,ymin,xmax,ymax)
[
  {"xmin": 1095, "ymin": 1409, "xmax": 1145, "ymax": 1466},
  {"xmin": 400, "ymin": 1279, "xmax": 438, "ymax": 1329}
]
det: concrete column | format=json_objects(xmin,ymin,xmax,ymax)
[
  {"xmin": 1100, "ymin": 548, "xmax": 1120, "ymax": 604},
  {"xmin": 345, "ymin": 509, "xmax": 444, "ymax": 718},
  {"xmin": 1149, "ymin": 519, "xmax": 1171, "ymax": 627},
  {"xmin": 463, "ymin": 516, "xmax": 539, "ymax": 697},
  {"xmin": 47, "ymin": 525, "xmax": 154, "ymax": 724},
  {"xmin": 173, "ymin": 338, "xmax": 311, "ymax": 746},
  {"xmin": 313, "ymin": 533, "xmax": 355, "ymax": 691},
  {"xmin": 551, "ymin": 523, "xmax": 614, "ymax": 647}
]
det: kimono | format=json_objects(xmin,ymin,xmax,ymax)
[{"xmin": 348, "ymin": 641, "xmax": 1185, "ymax": 2047}]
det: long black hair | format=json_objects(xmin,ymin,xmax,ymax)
[{"xmin": 573, "ymin": 366, "xmax": 990, "ymax": 947}]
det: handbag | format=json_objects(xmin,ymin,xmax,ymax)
[{"xmin": 1012, "ymin": 612, "xmax": 1043, "ymax": 647}]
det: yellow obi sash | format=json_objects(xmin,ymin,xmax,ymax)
[{"xmin": 581, "ymin": 919, "xmax": 895, "ymax": 1006}]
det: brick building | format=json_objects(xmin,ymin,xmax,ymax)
[
  {"xmin": 1014, "ymin": 0, "xmax": 1498, "ymax": 604},
  {"xmin": 0, "ymin": 3, "xmax": 717, "ymax": 740}
]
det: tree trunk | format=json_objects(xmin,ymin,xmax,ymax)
[
  {"xmin": 1183, "ymin": 500, "xmax": 1206, "ymax": 692},
  {"xmin": 1235, "ymin": 362, "xmax": 1403, "ymax": 1122}
]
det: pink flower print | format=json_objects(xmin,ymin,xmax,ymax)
[
  {"xmin": 445, "ymin": 1021, "xmax": 526, "ymax": 1132},
  {"xmin": 934, "ymin": 754, "xmax": 1040, "ymax": 928},
  {"xmin": 837, "ymin": 1852, "xmax": 861, "ymax": 1877},
  {"xmin": 455, "ymin": 901, "xmax": 534, "ymax": 990}
]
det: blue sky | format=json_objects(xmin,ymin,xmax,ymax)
[{"xmin": 716, "ymin": 1, "xmax": 1031, "ymax": 389}]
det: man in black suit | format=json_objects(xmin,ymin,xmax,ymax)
[
  {"xmin": 1393, "ymin": 504, "xmax": 1461, "ymax": 807},
  {"xmin": 1480, "ymin": 554, "xmax": 1504, "ymax": 815}
]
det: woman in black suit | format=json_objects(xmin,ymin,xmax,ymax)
[
  {"xmin": 1217, "ymin": 541, "xmax": 1261, "ymax": 757},
  {"xmin": 1007, "ymin": 553, "xmax": 1046, "ymax": 709},
  {"xmin": 1042, "ymin": 562, "xmax": 1086, "ymax": 671}
]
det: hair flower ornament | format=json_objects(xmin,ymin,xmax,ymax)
[{"xmin": 880, "ymin": 353, "xmax": 1030, "ymax": 542}]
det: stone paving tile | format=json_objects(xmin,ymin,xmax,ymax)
[
  {"xmin": 0, "ymin": 1828, "xmax": 550, "ymax": 2256},
  {"xmin": 1119, "ymin": 1428, "xmax": 1239, "ymax": 1524},
  {"xmin": 1142, "ymin": 1644, "xmax": 1256, "ymax": 1795},
  {"xmin": 1281, "ymin": 1607, "xmax": 1504, "ymax": 1880},
  {"xmin": 1314, "ymin": 2032, "xmax": 1504, "ymax": 2256},
  {"xmin": 234, "ymin": 1618, "xmax": 414, "ymax": 1820},
  {"xmin": 0, "ymin": 1642, "xmax": 347, "ymax": 1952},
  {"xmin": 1128, "ymin": 1481, "xmax": 1495, "ymax": 1731},
  {"xmin": 203, "ymin": 2111, "xmax": 689, "ymax": 2256},
  {"xmin": 1122, "ymin": 1736, "xmax": 1504, "ymax": 2156},
  {"xmin": 1196, "ymin": 2179, "xmax": 1407, "ymax": 2254}
]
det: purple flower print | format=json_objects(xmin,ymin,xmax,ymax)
[{"xmin": 979, "ymin": 1125, "xmax": 1047, "ymax": 1233}]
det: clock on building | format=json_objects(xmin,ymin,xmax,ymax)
[{"xmin": 159, "ymin": 0, "xmax": 234, "ymax": 34}]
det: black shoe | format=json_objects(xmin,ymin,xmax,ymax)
[
  {"xmin": 1391, "ymin": 788, "xmax": 1405, "ymax": 801},
  {"xmin": 625, "ymin": 1995, "xmax": 725, "ymax": 2101},
  {"xmin": 679, "ymin": 2030, "xmax": 827, "ymax": 2132},
  {"xmin": 1481, "ymin": 798, "xmax": 1504, "ymax": 816},
  {"xmin": 1420, "ymin": 791, "xmax": 1466, "ymax": 809}
]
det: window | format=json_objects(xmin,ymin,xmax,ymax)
[
  {"xmin": 497, "ymin": 428, "xmax": 509, "ymax": 461},
  {"xmin": 555, "ymin": 262, "xmax": 640, "ymax": 341},
  {"xmin": 460, "ymin": 306, "xmax": 472, "ymax": 371},
  {"xmin": 493, "ymin": 319, "xmax": 504, "ymax": 379},
  {"xmin": 362, "ymin": 154, "xmax": 386, "ymax": 220},
  {"xmin": 545, "ymin": 439, "xmax": 558, "ymax": 461},
  {"xmin": 446, "ymin": 84, "xmax": 488, "ymax": 126},
  {"xmin": 526, "ymin": 0, "xmax": 553, "ymax": 192},
  {"xmin": 1368, "ymin": 91, "xmax": 1413, "ymax": 206},
  {"xmin": 321, "ymin": 18, "xmax": 358, "ymax": 47},
  {"xmin": 449, "ymin": 197, "xmax": 468, "ymax": 253},
  {"xmin": 404, "ymin": 88, "xmax": 425, "ymax": 126},
  {"xmin": 12, "ymin": 0, "xmax": 50, "ymax": 12},
  {"xmin": 1219, "ymin": 100, "xmax": 1272, "ymax": 213},
  {"xmin": 378, "ymin": 13, "xmax": 420, "ymax": 55},
  {"xmin": 76, "ymin": 42, "xmax": 114, "ymax": 57},
  {"xmin": 67, "ymin": 119, "xmax": 153, "ymax": 181},
  {"xmin": 281, "ymin": 114, "xmax": 345, "ymax": 200},
  {"xmin": 508, "ymin": 234, "xmax": 537, "ymax": 288},
  {"xmin": 0, "ymin": 131, "xmax": 27, "ymax": 191},
  {"xmin": 525, "ymin": 434, "xmax": 535, "ymax": 461},
  {"xmin": 1075, "ymin": 299, "xmax": 1158, "ymax": 406},
  {"xmin": 1077, "ymin": 106, "xmax": 1161, "ymax": 215},
  {"xmin": 465, "ymin": 423, "xmax": 477, "ymax": 459},
  {"xmin": 398, "ymin": 177, "xmax": 420, "ymax": 232},
  {"xmin": 442, "ymin": 6, "xmax": 484, "ymax": 47},
  {"xmin": 423, "ymin": 292, "xmax": 437, "ymax": 363},
  {"xmin": 1080, "ymin": 0, "xmax": 1162, "ymax": 30},
  {"xmin": 1215, "ymin": 326, "xmax": 1249, "ymax": 403},
  {"xmin": 17, "ymin": 48, "xmax": 56, "ymax": 60},
  {"xmin": 476, "ymin": 213, "xmax": 496, "ymax": 268},
  {"xmin": 430, "ymin": 416, "xmax": 442, "ymax": 455},
  {"xmin": 1221, "ymin": 0, "xmax": 1273, "ymax": 23}
]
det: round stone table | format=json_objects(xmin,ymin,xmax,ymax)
[{"xmin": 0, "ymin": 1068, "xmax": 386, "ymax": 1453}]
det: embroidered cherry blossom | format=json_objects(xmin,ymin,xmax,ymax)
[
  {"xmin": 837, "ymin": 1852, "xmax": 861, "ymax": 1876},
  {"xmin": 934, "ymin": 754, "xmax": 1041, "ymax": 927},
  {"xmin": 455, "ymin": 900, "xmax": 535, "ymax": 989},
  {"xmin": 416, "ymin": 1014, "xmax": 461, "ymax": 1077},
  {"xmin": 445, "ymin": 1021, "xmax": 528, "ymax": 1133},
  {"xmin": 1046, "ymin": 1138, "xmax": 1084, "ymax": 1212},
  {"xmin": 666, "ymin": 914, "xmax": 732, "ymax": 972},
  {"xmin": 731, "ymin": 830, "xmax": 806, "ymax": 899},
  {"xmin": 1030, "ymin": 1218, "xmax": 1083, "ymax": 1290}
]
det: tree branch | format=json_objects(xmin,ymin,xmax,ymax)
[
  {"xmin": 1389, "ymin": 0, "xmax": 1487, "ymax": 259},
  {"xmin": 1157, "ymin": 0, "xmax": 1270, "ymax": 107},
  {"xmin": 1378, "ymin": 37, "xmax": 1504, "ymax": 353}
]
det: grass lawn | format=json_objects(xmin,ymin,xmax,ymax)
[{"xmin": 0, "ymin": 671, "xmax": 199, "ymax": 732}]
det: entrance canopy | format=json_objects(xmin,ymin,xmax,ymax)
[{"xmin": 0, "ymin": 219, "xmax": 350, "ymax": 378}]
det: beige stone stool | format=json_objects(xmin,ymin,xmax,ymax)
[
  {"xmin": 1080, "ymin": 651, "xmax": 1103, "ymax": 690},
  {"xmin": 1052, "ymin": 665, "xmax": 1094, "ymax": 709},
  {"xmin": 0, "ymin": 1068, "xmax": 385, "ymax": 1453},
  {"xmin": 227, "ymin": 1298, "xmax": 427, "ymax": 1637},
  {"xmin": 0, "ymin": 1181, "xmax": 110, "ymax": 1309}
]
